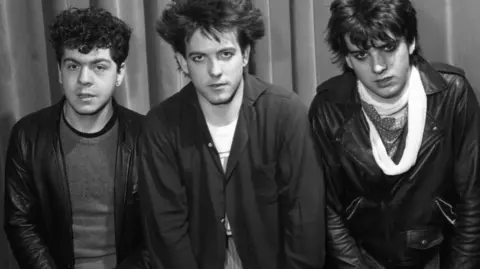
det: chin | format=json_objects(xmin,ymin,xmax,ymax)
[
  {"xmin": 74, "ymin": 107, "xmax": 103, "ymax": 116},
  {"xmin": 209, "ymin": 98, "xmax": 232, "ymax": 106},
  {"xmin": 207, "ymin": 93, "xmax": 236, "ymax": 106}
]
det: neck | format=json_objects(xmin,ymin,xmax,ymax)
[
  {"xmin": 198, "ymin": 78, "xmax": 244, "ymax": 127},
  {"xmin": 63, "ymin": 99, "xmax": 114, "ymax": 133}
]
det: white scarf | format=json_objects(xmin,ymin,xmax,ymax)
[{"xmin": 358, "ymin": 66, "xmax": 427, "ymax": 175}]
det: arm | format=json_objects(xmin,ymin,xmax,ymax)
[
  {"xmin": 445, "ymin": 76, "xmax": 480, "ymax": 268},
  {"xmin": 137, "ymin": 114, "xmax": 198, "ymax": 269},
  {"xmin": 278, "ymin": 94, "xmax": 326, "ymax": 269},
  {"xmin": 3, "ymin": 125, "xmax": 57, "ymax": 269},
  {"xmin": 308, "ymin": 95, "xmax": 369, "ymax": 269}
]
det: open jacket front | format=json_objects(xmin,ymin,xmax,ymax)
[
  {"xmin": 4, "ymin": 99, "xmax": 149, "ymax": 269},
  {"xmin": 309, "ymin": 58, "xmax": 480, "ymax": 268}
]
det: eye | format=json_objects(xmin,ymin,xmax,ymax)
[
  {"xmin": 353, "ymin": 52, "xmax": 368, "ymax": 61},
  {"xmin": 191, "ymin": 55, "xmax": 205, "ymax": 62},
  {"xmin": 66, "ymin": 64, "xmax": 78, "ymax": 70},
  {"xmin": 219, "ymin": 51, "xmax": 234, "ymax": 59},
  {"xmin": 384, "ymin": 43, "xmax": 398, "ymax": 52},
  {"xmin": 95, "ymin": 65, "xmax": 107, "ymax": 72}
]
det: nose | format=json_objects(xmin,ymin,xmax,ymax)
[
  {"xmin": 78, "ymin": 66, "xmax": 93, "ymax": 85},
  {"xmin": 208, "ymin": 59, "xmax": 222, "ymax": 77},
  {"xmin": 371, "ymin": 52, "xmax": 387, "ymax": 74}
]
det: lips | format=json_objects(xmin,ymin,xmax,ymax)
[
  {"xmin": 374, "ymin": 76, "xmax": 393, "ymax": 87},
  {"xmin": 77, "ymin": 93, "xmax": 96, "ymax": 101},
  {"xmin": 209, "ymin": 82, "xmax": 228, "ymax": 87},
  {"xmin": 375, "ymin": 76, "xmax": 392, "ymax": 83}
]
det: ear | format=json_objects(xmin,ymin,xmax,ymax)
[
  {"xmin": 57, "ymin": 64, "xmax": 63, "ymax": 84},
  {"xmin": 116, "ymin": 62, "xmax": 126, "ymax": 86},
  {"xmin": 345, "ymin": 55, "xmax": 353, "ymax": 69},
  {"xmin": 408, "ymin": 38, "xmax": 416, "ymax": 55},
  {"xmin": 175, "ymin": 52, "xmax": 189, "ymax": 76},
  {"xmin": 242, "ymin": 45, "xmax": 251, "ymax": 67}
]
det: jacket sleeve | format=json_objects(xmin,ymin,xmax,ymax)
[
  {"xmin": 277, "ymin": 94, "xmax": 326, "ymax": 269},
  {"xmin": 3, "ymin": 125, "xmax": 57, "ymax": 269},
  {"xmin": 308, "ymin": 94, "xmax": 370, "ymax": 269},
  {"xmin": 116, "ymin": 138, "xmax": 150, "ymax": 269},
  {"xmin": 445, "ymin": 76, "xmax": 480, "ymax": 268},
  {"xmin": 137, "ymin": 113, "xmax": 198, "ymax": 269}
]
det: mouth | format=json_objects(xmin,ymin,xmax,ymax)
[
  {"xmin": 374, "ymin": 76, "xmax": 394, "ymax": 87},
  {"xmin": 77, "ymin": 93, "xmax": 96, "ymax": 101},
  {"xmin": 209, "ymin": 82, "xmax": 228, "ymax": 89}
]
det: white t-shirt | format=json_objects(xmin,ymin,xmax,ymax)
[{"xmin": 206, "ymin": 118, "xmax": 238, "ymax": 171}]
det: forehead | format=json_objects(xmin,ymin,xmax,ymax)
[
  {"xmin": 62, "ymin": 47, "xmax": 113, "ymax": 62},
  {"xmin": 186, "ymin": 29, "xmax": 240, "ymax": 54}
]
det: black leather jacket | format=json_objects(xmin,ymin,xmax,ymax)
[
  {"xmin": 4, "ymin": 99, "xmax": 149, "ymax": 269},
  {"xmin": 309, "ymin": 58, "xmax": 480, "ymax": 268}
]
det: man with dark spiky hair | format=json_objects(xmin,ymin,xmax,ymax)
[
  {"xmin": 4, "ymin": 7, "xmax": 149, "ymax": 269},
  {"xmin": 309, "ymin": 0, "xmax": 480, "ymax": 268},
  {"xmin": 138, "ymin": 0, "xmax": 325, "ymax": 268}
]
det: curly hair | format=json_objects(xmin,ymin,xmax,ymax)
[
  {"xmin": 326, "ymin": 0, "xmax": 421, "ymax": 71},
  {"xmin": 49, "ymin": 6, "xmax": 132, "ymax": 72},
  {"xmin": 156, "ymin": 0, "xmax": 265, "ymax": 57}
]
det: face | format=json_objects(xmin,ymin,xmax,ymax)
[
  {"xmin": 345, "ymin": 35, "xmax": 416, "ymax": 99},
  {"xmin": 58, "ymin": 48, "xmax": 125, "ymax": 116},
  {"xmin": 177, "ymin": 29, "xmax": 250, "ymax": 106}
]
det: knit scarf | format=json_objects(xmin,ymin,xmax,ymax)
[{"xmin": 358, "ymin": 66, "xmax": 427, "ymax": 175}]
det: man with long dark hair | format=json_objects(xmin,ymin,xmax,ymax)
[
  {"xmin": 309, "ymin": 0, "xmax": 480, "ymax": 268},
  {"xmin": 138, "ymin": 0, "xmax": 325, "ymax": 268}
]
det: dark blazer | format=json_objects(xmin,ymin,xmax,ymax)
[
  {"xmin": 309, "ymin": 58, "xmax": 480, "ymax": 268},
  {"xmin": 4, "ymin": 99, "xmax": 149, "ymax": 269},
  {"xmin": 138, "ymin": 74, "xmax": 325, "ymax": 269}
]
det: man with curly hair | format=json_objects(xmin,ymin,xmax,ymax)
[
  {"xmin": 4, "ymin": 7, "xmax": 149, "ymax": 269},
  {"xmin": 309, "ymin": 0, "xmax": 480, "ymax": 268},
  {"xmin": 137, "ymin": 0, "xmax": 325, "ymax": 268}
]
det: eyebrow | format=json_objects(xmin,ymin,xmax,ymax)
[
  {"xmin": 187, "ymin": 47, "xmax": 237, "ymax": 57},
  {"xmin": 348, "ymin": 40, "xmax": 399, "ymax": 54},
  {"xmin": 348, "ymin": 48, "xmax": 367, "ymax": 54},
  {"xmin": 62, "ymin": 58, "xmax": 112, "ymax": 64}
]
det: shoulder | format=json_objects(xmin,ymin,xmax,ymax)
[
  {"xmin": 310, "ymin": 72, "xmax": 357, "ymax": 115},
  {"xmin": 146, "ymin": 87, "xmax": 187, "ymax": 125},
  {"xmin": 430, "ymin": 61, "xmax": 466, "ymax": 77},
  {"xmin": 252, "ymin": 77, "xmax": 308, "ymax": 120},
  {"xmin": 313, "ymin": 71, "xmax": 357, "ymax": 104},
  {"xmin": 429, "ymin": 62, "xmax": 472, "ymax": 98},
  {"xmin": 10, "ymin": 104, "xmax": 58, "ymax": 139},
  {"xmin": 141, "ymin": 85, "xmax": 194, "ymax": 143},
  {"xmin": 429, "ymin": 61, "xmax": 470, "ymax": 91},
  {"xmin": 116, "ymin": 105, "xmax": 145, "ymax": 137}
]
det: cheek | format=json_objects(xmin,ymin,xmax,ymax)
[
  {"xmin": 188, "ymin": 70, "xmax": 206, "ymax": 84},
  {"xmin": 187, "ymin": 65, "xmax": 206, "ymax": 78},
  {"xmin": 393, "ymin": 49, "xmax": 410, "ymax": 67},
  {"xmin": 352, "ymin": 63, "xmax": 371, "ymax": 79},
  {"xmin": 225, "ymin": 60, "xmax": 244, "ymax": 76}
]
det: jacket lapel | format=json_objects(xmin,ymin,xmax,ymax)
[
  {"xmin": 225, "ymin": 74, "xmax": 265, "ymax": 182},
  {"xmin": 224, "ymin": 105, "xmax": 253, "ymax": 181},
  {"xmin": 113, "ymin": 144, "xmax": 130, "ymax": 245},
  {"xmin": 113, "ymin": 104, "xmax": 133, "ymax": 245}
]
